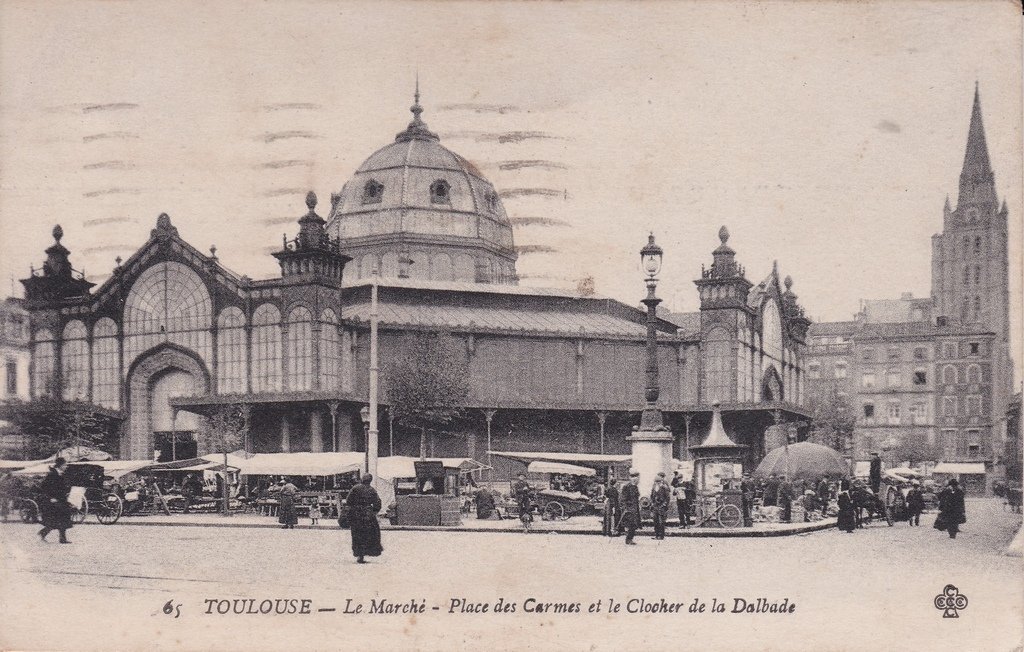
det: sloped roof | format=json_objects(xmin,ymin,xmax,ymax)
[
  {"xmin": 808, "ymin": 321, "xmax": 859, "ymax": 336},
  {"xmin": 341, "ymin": 300, "xmax": 649, "ymax": 338}
]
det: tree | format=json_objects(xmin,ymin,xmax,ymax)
[
  {"xmin": 806, "ymin": 384, "xmax": 855, "ymax": 453},
  {"xmin": 890, "ymin": 437, "xmax": 942, "ymax": 467},
  {"xmin": 200, "ymin": 403, "xmax": 249, "ymax": 515},
  {"xmin": 384, "ymin": 331, "xmax": 470, "ymax": 459},
  {"xmin": 1, "ymin": 397, "xmax": 121, "ymax": 459}
]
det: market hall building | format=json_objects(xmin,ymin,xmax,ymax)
[{"xmin": 18, "ymin": 97, "xmax": 812, "ymax": 472}]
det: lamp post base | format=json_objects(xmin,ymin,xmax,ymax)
[{"xmin": 627, "ymin": 427, "xmax": 673, "ymax": 494}]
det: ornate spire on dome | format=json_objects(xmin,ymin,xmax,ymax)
[{"xmin": 395, "ymin": 76, "xmax": 439, "ymax": 143}]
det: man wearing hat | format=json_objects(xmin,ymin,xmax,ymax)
[
  {"xmin": 620, "ymin": 470, "xmax": 642, "ymax": 545},
  {"xmin": 905, "ymin": 479, "xmax": 925, "ymax": 526},
  {"xmin": 671, "ymin": 469, "xmax": 690, "ymax": 528},
  {"xmin": 650, "ymin": 472, "xmax": 671, "ymax": 540},
  {"xmin": 869, "ymin": 452, "xmax": 882, "ymax": 495}
]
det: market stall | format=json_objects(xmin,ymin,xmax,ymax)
[
  {"xmin": 238, "ymin": 452, "xmax": 364, "ymax": 518},
  {"xmin": 377, "ymin": 456, "xmax": 485, "ymax": 526}
]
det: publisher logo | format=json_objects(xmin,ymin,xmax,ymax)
[{"xmin": 933, "ymin": 585, "xmax": 968, "ymax": 618}]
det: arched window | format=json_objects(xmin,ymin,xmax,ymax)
[
  {"xmin": 974, "ymin": 266, "xmax": 981, "ymax": 284},
  {"xmin": 32, "ymin": 328, "xmax": 56, "ymax": 398},
  {"xmin": 485, "ymin": 190, "xmax": 498, "ymax": 213},
  {"xmin": 217, "ymin": 307, "xmax": 247, "ymax": 394},
  {"xmin": 962, "ymin": 266, "xmax": 970, "ymax": 284},
  {"xmin": 251, "ymin": 304, "xmax": 282, "ymax": 393},
  {"xmin": 431, "ymin": 253, "xmax": 453, "ymax": 281},
  {"xmin": 123, "ymin": 262, "xmax": 212, "ymax": 367},
  {"xmin": 91, "ymin": 318, "xmax": 119, "ymax": 409},
  {"xmin": 966, "ymin": 364, "xmax": 981, "ymax": 384},
  {"xmin": 319, "ymin": 309, "xmax": 339, "ymax": 390},
  {"xmin": 362, "ymin": 179, "xmax": 384, "ymax": 204},
  {"xmin": 974, "ymin": 236, "xmax": 982, "ymax": 253},
  {"xmin": 61, "ymin": 320, "xmax": 89, "ymax": 401},
  {"xmin": 973, "ymin": 295, "xmax": 981, "ymax": 318},
  {"xmin": 704, "ymin": 327, "xmax": 733, "ymax": 403},
  {"xmin": 942, "ymin": 365, "xmax": 957, "ymax": 384},
  {"xmin": 430, "ymin": 179, "xmax": 451, "ymax": 204},
  {"xmin": 761, "ymin": 299, "xmax": 783, "ymax": 362},
  {"xmin": 286, "ymin": 306, "xmax": 313, "ymax": 391}
]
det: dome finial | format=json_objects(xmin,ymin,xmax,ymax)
[
  {"xmin": 718, "ymin": 225, "xmax": 729, "ymax": 244},
  {"xmin": 306, "ymin": 190, "xmax": 317, "ymax": 211},
  {"xmin": 410, "ymin": 72, "xmax": 424, "ymax": 125},
  {"xmin": 52, "ymin": 224, "xmax": 64, "ymax": 243},
  {"xmin": 784, "ymin": 275, "xmax": 793, "ymax": 291}
]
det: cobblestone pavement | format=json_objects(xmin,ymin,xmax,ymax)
[{"xmin": 1, "ymin": 498, "xmax": 1019, "ymax": 652}]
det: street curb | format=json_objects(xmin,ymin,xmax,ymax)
[{"xmin": 16, "ymin": 518, "xmax": 836, "ymax": 538}]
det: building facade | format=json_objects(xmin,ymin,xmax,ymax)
[
  {"xmin": 807, "ymin": 87, "xmax": 1014, "ymax": 491},
  {"xmin": 17, "ymin": 97, "xmax": 811, "ymax": 471},
  {"xmin": 0, "ymin": 298, "xmax": 31, "ymax": 402}
]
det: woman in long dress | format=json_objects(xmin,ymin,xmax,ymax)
[
  {"xmin": 278, "ymin": 479, "xmax": 299, "ymax": 529},
  {"xmin": 935, "ymin": 478, "xmax": 966, "ymax": 539},
  {"xmin": 346, "ymin": 474, "xmax": 383, "ymax": 563},
  {"xmin": 836, "ymin": 479, "xmax": 856, "ymax": 534}
]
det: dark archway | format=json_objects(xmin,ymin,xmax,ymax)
[{"xmin": 125, "ymin": 344, "xmax": 210, "ymax": 459}]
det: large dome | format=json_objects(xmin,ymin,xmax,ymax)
[{"xmin": 327, "ymin": 93, "xmax": 517, "ymax": 285}]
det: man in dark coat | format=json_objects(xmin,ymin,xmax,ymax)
[
  {"xmin": 869, "ymin": 453, "xmax": 882, "ymax": 495},
  {"xmin": 346, "ymin": 474, "xmax": 383, "ymax": 563},
  {"xmin": 650, "ymin": 472, "xmax": 671, "ymax": 540},
  {"xmin": 603, "ymin": 479, "xmax": 620, "ymax": 536},
  {"xmin": 38, "ymin": 457, "xmax": 73, "ymax": 544},
  {"xmin": 905, "ymin": 480, "xmax": 925, "ymax": 526},
  {"xmin": 935, "ymin": 478, "xmax": 966, "ymax": 539},
  {"xmin": 817, "ymin": 476, "xmax": 831, "ymax": 516},
  {"xmin": 511, "ymin": 472, "xmax": 533, "ymax": 532},
  {"xmin": 182, "ymin": 473, "xmax": 203, "ymax": 514},
  {"xmin": 620, "ymin": 470, "xmax": 641, "ymax": 545},
  {"xmin": 671, "ymin": 470, "xmax": 690, "ymax": 528},
  {"xmin": 778, "ymin": 475, "xmax": 794, "ymax": 523},
  {"xmin": 763, "ymin": 474, "xmax": 780, "ymax": 507},
  {"xmin": 740, "ymin": 473, "xmax": 755, "ymax": 527},
  {"xmin": 474, "ymin": 486, "xmax": 495, "ymax": 519}
]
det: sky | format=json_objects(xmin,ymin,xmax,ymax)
[{"xmin": 0, "ymin": 0, "xmax": 1020, "ymax": 375}]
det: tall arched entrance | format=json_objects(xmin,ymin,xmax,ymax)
[{"xmin": 125, "ymin": 345, "xmax": 210, "ymax": 460}]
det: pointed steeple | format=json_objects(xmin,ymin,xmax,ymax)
[
  {"xmin": 395, "ymin": 75, "xmax": 439, "ymax": 143},
  {"xmin": 959, "ymin": 83, "xmax": 995, "ymax": 204}
]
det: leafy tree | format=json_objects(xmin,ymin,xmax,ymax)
[
  {"xmin": 890, "ymin": 437, "xmax": 942, "ymax": 466},
  {"xmin": 806, "ymin": 384, "xmax": 855, "ymax": 453},
  {"xmin": 1, "ymin": 397, "xmax": 121, "ymax": 459},
  {"xmin": 200, "ymin": 403, "xmax": 249, "ymax": 515},
  {"xmin": 384, "ymin": 331, "xmax": 470, "ymax": 459}
]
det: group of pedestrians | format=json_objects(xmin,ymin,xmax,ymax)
[
  {"xmin": 837, "ymin": 475, "xmax": 966, "ymax": 539},
  {"xmin": 602, "ymin": 469, "xmax": 687, "ymax": 544}
]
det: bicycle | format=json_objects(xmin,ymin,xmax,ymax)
[{"xmin": 693, "ymin": 496, "xmax": 742, "ymax": 528}]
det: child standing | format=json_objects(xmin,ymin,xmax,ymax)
[{"xmin": 309, "ymin": 501, "xmax": 322, "ymax": 526}]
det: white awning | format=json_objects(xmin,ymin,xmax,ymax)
[
  {"xmin": 376, "ymin": 456, "xmax": 485, "ymax": 480},
  {"xmin": 931, "ymin": 463, "xmax": 986, "ymax": 475},
  {"xmin": 0, "ymin": 459, "xmax": 47, "ymax": 471},
  {"xmin": 489, "ymin": 451, "xmax": 631, "ymax": 466},
  {"xmin": 238, "ymin": 452, "xmax": 364, "ymax": 477},
  {"xmin": 527, "ymin": 460, "xmax": 596, "ymax": 477}
]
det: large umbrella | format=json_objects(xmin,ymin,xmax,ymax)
[{"xmin": 753, "ymin": 442, "xmax": 847, "ymax": 481}]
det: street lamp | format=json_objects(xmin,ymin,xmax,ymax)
[
  {"xmin": 639, "ymin": 233, "xmax": 664, "ymax": 431},
  {"xmin": 360, "ymin": 406, "xmax": 370, "ymax": 474}
]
